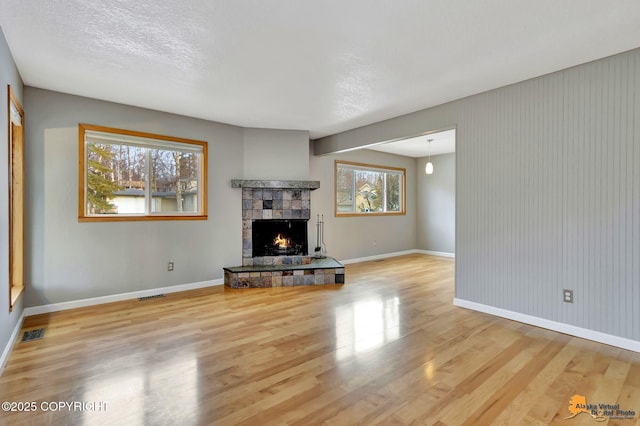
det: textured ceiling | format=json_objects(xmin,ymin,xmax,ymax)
[{"xmin": 2, "ymin": 1, "xmax": 640, "ymax": 140}]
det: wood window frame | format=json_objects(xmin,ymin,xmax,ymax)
[
  {"xmin": 8, "ymin": 85, "xmax": 25, "ymax": 310},
  {"xmin": 78, "ymin": 123, "xmax": 208, "ymax": 222},
  {"xmin": 335, "ymin": 160, "xmax": 406, "ymax": 217}
]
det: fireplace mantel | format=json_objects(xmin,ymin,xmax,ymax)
[{"xmin": 231, "ymin": 179, "xmax": 320, "ymax": 190}]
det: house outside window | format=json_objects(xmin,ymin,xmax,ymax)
[
  {"xmin": 335, "ymin": 160, "xmax": 405, "ymax": 216},
  {"xmin": 78, "ymin": 124, "xmax": 208, "ymax": 221}
]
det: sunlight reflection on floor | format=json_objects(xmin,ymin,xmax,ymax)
[
  {"xmin": 334, "ymin": 296, "xmax": 400, "ymax": 361},
  {"xmin": 82, "ymin": 353, "xmax": 198, "ymax": 425}
]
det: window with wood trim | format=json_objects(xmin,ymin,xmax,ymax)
[
  {"xmin": 8, "ymin": 85, "xmax": 25, "ymax": 310},
  {"xmin": 78, "ymin": 124, "xmax": 208, "ymax": 221},
  {"xmin": 335, "ymin": 160, "xmax": 406, "ymax": 216}
]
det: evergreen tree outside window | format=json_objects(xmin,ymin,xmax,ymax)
[
  {"xmin": 335, "ymin": 161, "xmax": 405, "ymax": 216},
  {"xmin": 78, "ymin": 124, "xmax": 208, "ymax": 221},
  {"xmin": 86, "ymin": 143, "xmax": 120, "ymax": 214}
]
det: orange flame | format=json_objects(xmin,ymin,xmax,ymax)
[{"xmin": 274, "ymin": 233, "xmax": 290, "ymax": 248}]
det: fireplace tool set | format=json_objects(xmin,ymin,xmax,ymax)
[{"xmin": 314, "ymin": 214, "xmax": 327, "ymax": 258}]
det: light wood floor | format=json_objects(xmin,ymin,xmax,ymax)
[{"xmin": 1, "ymin": 254, "xmax": 639, "ymax": 425}]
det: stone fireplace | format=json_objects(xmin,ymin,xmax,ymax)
[
  {"xmin": 237, "ymin": 181, "xmax": 315, "ymax": 267},
  {"xmin": 224, "ymin": 179, "xmax": 345, "ymax": 288}
]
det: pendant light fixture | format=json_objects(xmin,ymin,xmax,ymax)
[{"xmin": 425, "ymin": 138, "xmax": 434, "ymax": 175}]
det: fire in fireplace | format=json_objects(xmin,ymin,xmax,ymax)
[{"xmin": 252, "ymin": 219, "xmax": 308, "ymax": 257}]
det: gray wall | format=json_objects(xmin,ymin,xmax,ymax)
[
  {"xmin": 22, "ymin": 87, "xmax": 414, "ymax": 309},
  {"xmin": 0, "ymin": 28, "xmax": 24, "ymax": 362},
  {"xmin": 23, "ymin": 88, "xmax": 311, "ymax": 307},
  {"xmin": 243, "ymin": 128, "xmax": 310, "ymax": 180},
  {"xmin": 417, "ymin": 153, "xmax": 455, "ymax": 254},
  {"xmin": 314, "ymin": 48, "xmax": 640, "ymax": 342},
  {"xmin": 309, "ymin": 148, "xmax": 417, "ymax": 261}
]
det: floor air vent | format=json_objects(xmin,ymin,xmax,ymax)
[
  {"xmin": 21, "ymin": 328, "xmax": 45, "ymax": 342},
  {"xmin": 138, "ymin": 294, "xmax": 165, "ymax": 301}
]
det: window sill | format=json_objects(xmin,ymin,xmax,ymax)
[
  {"xmin": 335, "ymin": 212, "xmax": 406, "ymax": 217},
  {"xmin": 78, "ymin": 215, "xmax": 208, "ymax": 223}
]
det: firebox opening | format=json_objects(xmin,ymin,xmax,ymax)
[{"xmin": 252, "ymin": 219, "xmax": 308, "ymax": 257}]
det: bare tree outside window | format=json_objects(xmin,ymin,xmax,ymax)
[{"xmin": 150, "ymin": 149, "xmax": 199, "ymax": 213}]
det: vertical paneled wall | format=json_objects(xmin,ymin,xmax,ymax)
[
  {"xmin": 315, "ymin": 48, "xmax": 640, "ymax": 341},
  {"xmin": 455, "ymin": 49, "xmax": 640, "ymax": 340}
]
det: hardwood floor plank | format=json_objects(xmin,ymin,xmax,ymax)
[
  {"xmin": 457, "ymin": 335, "xmax": 564, "ymax": 424},
  {"xmin": 491, "ymin": 340, "xmax": 581, "ymax": 425},
  {"xmin": 0, "ymin": 254, "xmax": 639, "ymax": 425}
]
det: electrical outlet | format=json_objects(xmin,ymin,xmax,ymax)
[
  {"xmin": 373, "ymin": 240, "xmax": 377, "ymax": 247},
  {"xmin": 168, "ymin": 261, "xmax": 174, "ymax": 272},
  {"xmin": 563, "ymin": 289, "xmax": 573, "ymax": 303}
]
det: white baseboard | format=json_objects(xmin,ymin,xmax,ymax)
[
  {"xmin": 415, "ymin": 249, "xmax": 455, "ymax": 258},
  {"xmin": 340, "ymin": 250, "xmax": 419, "ymax": 264},
  {"xmin": 1, "ymin": 310, "xmax": 25, "ymax": 375},
  {"xmin": 453, "ymin": 298, "xmax": 640, "ymax": 353},
  {"xmin": 24, "ymin": 279, "xmax": 224, "ymax": 316},
  {"xmin": 340, "ymin": 249, "xmax": 455, "ymax": 264}
]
